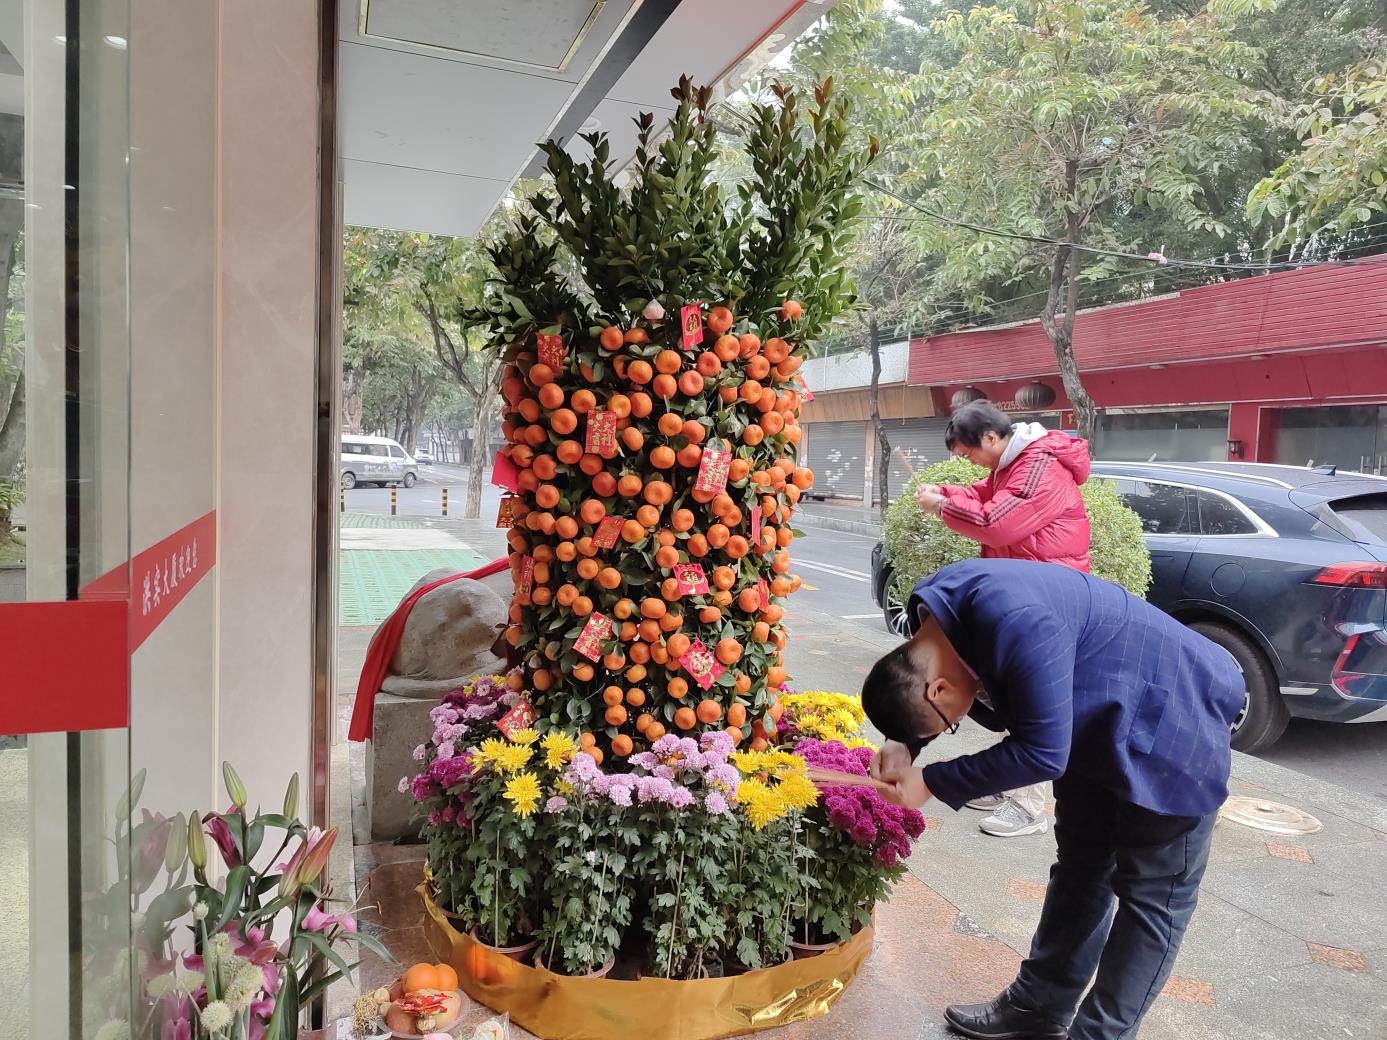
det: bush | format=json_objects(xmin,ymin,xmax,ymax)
[{"xmin": 883, "ymin": 458, "xmax": 1151, "ymax": 601}]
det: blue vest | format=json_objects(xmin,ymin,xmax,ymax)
[{"xmin": 911, "ymin": 559, "xmax": 1242, "ymax": 817}]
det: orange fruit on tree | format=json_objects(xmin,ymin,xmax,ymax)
[
  {"xmin": 770, "ymin": 575, "xmax": 793, "ymax": 597},
  {"xmin": 580, "ymin": 499, "xmax": 606, "ymax": 525},
  {"xmin": 761, "ymin": 411, "xmax": 785, "ymax": 436},
  {"xmin": 679, "ymin": 370, "xmax": 705, "ymax": 396},
  {"xmin": 638, "ymin": 618, "xmax": 662, "ymax": 642},
  {"xmin": 611, "ymin": 734, "xmax": 634, "ymax": 757},
  {"xmin": 532, "ymin": 454, "xmax": 558, "ymax": 480},
  {"xmin": 551, "ymin": 408, "xmax": 578, "ymax": 435},
  {"xmin": 716, "ymin": 638, "xmax": 743, "ymax": 666},
  {"xmin": 604, "ymin": 649, "xmax": 627, "ymax": 671},
  {"xmin": 533, "ymin": 668, "xmax": 553, "ymax": 691},
  {"xmin": 627, "ymin": 359, "xmax": 654, "ymax": 385},
  {"xmin": 714, "ymin": 334, "xmax": 740, "ymax": 363},
  {"xmin": 660, "ymin": 577, "xmax": 682, "ymax": 601},
  {"xmin": 579, "ymin": 453, "xmax": 604, "ymax": 476},
  {"xmin": 776, "ymin": 356, "xmax": 804, "ymax": 379},
  {"xmin": 605, "ymin": 704, "xmax": 628, "ymax": 726},
  {"xmin": 630, "ymin": 391, "xmax": 654, "ymax": 418},
  {"xmin": 557, "ymin": 584, "xmax": 579, "ymax": 607},
  {"xmin": 729, "ymin": 458, "xmax": 751, "ymax": 483},
  {"xmin": 739, "ymin": 379, "xmax": 762, "ymax": 404},
  {"xmin": 644, "ymin": 480, "xmax": 673, "ymax": 505},
  {"xmin": 621, "ymin": 426, "xmax": 645, "ymax": 452},
  {"xmin": 613, "ymin": 598, "xmax": 636, "ymax": 620},
  {"xmin": 626, "ymin": 663, "xmax": 647, "ymax": 684},
  {"xmin": 579, "ymin": 731, "xmax": 597, "ymax": 748},
  {"xmin": 554, "ymin": 516, "xmax": 578, "ymax": 541},
  {"xmin": 761, "ymin": 603, "xmax": 784, "ymax": 625},
  {"xmin": 751, "ymin": 621, "xmax": 771, "ymax": 644},
  {"xmin": 536, "ymin": 485, "xmax": 560, "ymax": 509},
  {"xmin": 528, "ymin": 363, "xmax": 556, "ymax": 387},
  {"xmin": 636, "ymin": 504, "xmax": 661, "ymax": 528},
  {"xmin": 629, "ymin": 641, "xmax": 651, "ymax": 665},
  {"xmin": 750, "ymin": 737, "xmax": 769, "ymax": 753},
  {"xmin": 674, "ymin": 707, "xmax": 697, "ymax": 731},
  {"xmin": 618, "ymin": 473, "xmax": 643, "ymax": 497},
  {"xmin": 573, "ymin": 662, "xmax": 595, "ymax": 682},
  {"xmin": 525, "ymin": 425, "xmax": 549, "ymax": 448},
  {"xmin": 577, "ymin": 536, "xmax": 599, "ymax": 558},
  {"xmin": 572, "ymin": 596, "xmax": 594, "ymax": 617},
  {"xmin": 403, "ymin": 964, "xmax": 442, "ymax": 995},
  {"xmin": 555, "ymin": 541, "xmax": 577, "ymax": 563},
  {"xmin": 603, "ymin": 685, "xmax": 624, "ymax": 707},
  {"xmin": 696, "ymin": 352, "xmax": 722, "ymax": 377},
  {"xmin": 707, "ymin": 306, "xmax": 735, "ymax": 336},
  {"xmin": 624, "ymin": 327, "xmax": 649, "ymax": 346},
  {"xmin": 725, "ymin": 535, "xmax": 750, "ymax": 559},
  {"xmin": 571, "ymin": 388, "xmax": 597, "ymax": 414},
  {"xmin": 652, "ymin": 373, "xmax": 677, "ymax": 399},
  {"xmin": 600, "ymin": 327, "xmax": 624, "ymax": 351},
  {"xmin": 738, "ymin": 332, "xmax": 762, "ymax": 358},
  {"xmin": 713, "ymin": 588, "xmax": 733, "ymax": 608},
  {"xmin": 781, "ymin": 299, "xmax": 803, "ymax": 321},
  {"xmin": 738, "ymin": 587, "xmax": 761, "ymax": 613},
  {"xmin": 718, "ymin": 386, "xmax": 738, "ymax": 405},
  {"xmin": 707, "ymin": 523, "xmax": 731, "ymax": 548},
  {"xmin": 671, "ymin": 508, "xmax": 695, "ymax": 532},
  {"xmin": 777, "ymin": 527, "xmax": 794, "ymax": 549},
  {"xmin": 656, "ymin": 349, "xmax": 682, "ymax": 374},
  {"xmin": 666, "ymin": 634, "xmax": 691, "ymax": 660},
  {"xmin": 676, "ymin": 444, "xmax": 703, "ymax": 469},
  {"xmin": 682, "ymin": 419, "xmax": 706, "ymax": 444},
  {"xmin": 626, "ymin": 687, "xmax": 647, "ymax": 707},
  {"xmin": 667, "ymin": 675, "xmax": 690, "ymax": 699},
  {"xmin": 597, "ymin": 566, "xmax": 623, "ymax": 591},
  {"xmin": 636, "ymin": 712, "xmax": 654, "ymax": 733},
  {"xmin": 659, "ymin": 610, "xmax": 683, "ymax": 633},
  {"xmin": 772, "ymin": 550, "xmax": 791, "ymax": 573},
  {"xmin": 658, "ymin": 412, "xmax": 684, "ymax": 436},
  {"xmin": 577, "ymin": 557, "xmax": 600, "ymax": 580},
  {"xmin": 793, "ymin": 467, "xmax": 814, "ymax": 489},
  {"xmin": 651, "ymin": 445, "xmax": 676, "ymax": 469},
  {"xmin": 747, "ymin": 356, "xmax": 771, "ymax": 381},
  {"xmin": 556, "ymin": 439, "xmax": 583, "ymax": 465},
  {"xmin": 592, "ymin": 471, "xmax": 618, "ymax": 497},
  {"xmin": 655, "ymin": 545, "xmax": 679, "ymax": 569},
  {"xmin": 726, "ymin": 703, "xmax": 748, "ymax": 728},
  {"xmin": 656, "ymin": 528, "xmax": 676, "ymax": 547},
  {"xmin": 620, "ymin": 519, "xmax": 646, "ymax": 544},
  {"xmin": 766, "ymin": 665, "xmax": 787, "ymax": 689},
  {"xmin": 607, "ymin": 393, "xmax": 632, "ymax": 418},
  {"xmin": 699, "ymin": 605, "xmax": 721, "ymax": 624},
  {"xmin": 539, "ymin": 383, "xmax": 565, "ymax": 410},
  {"xmin": 687, "ymin": 533, "xmax": 709, "ymax": 558},
  {"xmin": 763, "ymin": 337, "xmax": 789, "ymax": 364},
  {"xmin": 712, "ymin": 566, "xmax": 736, "ymax": 590},
  {"xmin": 645, "ymin": 722, "xmax": 667, "ymax": 742},
  {"xmin": 724, "ymin": 726, "xmax": 744, "ymax": 746},
  {"xmin": 696, "ymin": 699, "xmax": 723, "ymax": 724},
  {"xmin": 640, "ymin": 597, "xmax": 667, "ymax": 619}
]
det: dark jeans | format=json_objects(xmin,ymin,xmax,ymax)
[{"xmin": 1005, "ymin": 773, "xmax": 1216, "ymax": 1039}]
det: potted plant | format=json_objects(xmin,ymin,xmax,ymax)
[{"xmin": 790, "ymin": 740, "xmax": 926, "ymax": 953}]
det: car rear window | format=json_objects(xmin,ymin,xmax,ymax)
[{"xmin": 1329, "ymin": 494, "xmax": 1387, "ymax": 545}]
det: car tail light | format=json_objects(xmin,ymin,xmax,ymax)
[{"xmin": 1312, "ymin": 563, "xmax": 1387, "ymax": 589}]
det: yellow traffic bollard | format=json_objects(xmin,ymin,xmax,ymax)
[
  {"xmin": 391, "ymin": 486, "xmax": 397, "ymax": 516},
  {"xmin": 340, "ymin": 487, "xmax": 344, "ymax": 513},
  {"xmin": 442, "ymin": 487, "xmax": 449, "ymax": 517}
]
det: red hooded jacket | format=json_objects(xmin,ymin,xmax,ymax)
[{"xmin": 938, "ymin": 426, "xmax": 1092, "ymax": 572}]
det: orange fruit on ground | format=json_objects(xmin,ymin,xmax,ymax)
[
  {"xmin": 403, "ymin": 964, "xmax": 442, "ymax": 994},
  {"xmin": 627, "ymin": 360, "xmax": 653, "ymax": 385},
  {"xmin": 781, "ymin": 299, "xmax": 803, "ymax": 321},
  {"xmin": 674, "ymin": 707, "xmax": 697, "ymax": 731},
  {"xmin": 640, "ymin": 597, "xmax": 667, "ymax": 619},
  {"xmin": 707, "ymin": 306, "xmax": 735, "ymax": 335},
  {"xmin": 528, "ymin": 363, "xmax": 556, "ymax": 387},
  {"xmin": 658, "ymin": 412, "xmax": 684, "ymax": 436},
  {"xmin": 538, "ymin": 383, "xmax": 565, "ymax": 410},
  {"xmin": 605, "ymin": 704, "xmax": 628, "ymax": 726},
  {"xmin": 624, "ymin": 328, "xmax": 649, "ymax": 345},
  {"xmin": 603, "ymin": 685, "xmax": 624, "ymax": 707},
  {"xmin": 656, "ymin": 349, "xmax": 683, "ymax": 374},
  {"xmin": 600, "ymin": 327, "xmax": 624, "ymax": 351},
  {"xmin": 651, "ymin": 446, "xmax": 676, "ymax": 469},
  {"xmin": 716, "ymin": 638, "xmax": 743, "ymax": 665},
  {"xmin": 696, "ymin": 699, "xmax": 723, "ymax": 724},
  {"xmin": 726, "ymin": 703, "xmax": 747, "ymax": 728},
  {"xmin": 652, "ymin": 373, "xmax": 677, "ymax": 399},
  {"xmin": 611, "ymin": 734, "xmax": 634, "ymax": 757}
]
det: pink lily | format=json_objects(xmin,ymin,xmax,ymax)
[
  {"xmin": 203, "ymin": 807, "xmax": 242, "ymax": 869},
  {"xmin": 277, "ymin": 826, "xmax": 337, "ymax": 898},
  {"xmin": 302, "ymin": 903, "xmax": 338, "ymax": 932}
]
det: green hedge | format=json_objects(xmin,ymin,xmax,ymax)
[{"xmin": 883, "ymin": 458, "xmax": 1151, "ymax": 601}]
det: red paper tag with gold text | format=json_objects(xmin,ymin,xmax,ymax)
[
  {"xmin": 680, "ymin": 639, "xmax": 725, "ymax": 691},
  {"xmin": 757, "ymin": 579, "xmax": 770, "ymax": 611},
  {"xmin": 750, "ymin": 503, "xmax": 762, "ymax": 548},
  {"xmin": 593, "ymin": 515, "xmax": 624, "ymax": 549},
  {"xmin": 586, "ymin": 409, "xmax": 618, "ymax": 459},
  {"xmin": 496, "ymin": 497, "xmax": 519, "ymax": 529},
  {"xmin": 537, "ymin": 332, "xmax": 566, "ymax": 370},
  {"xmin": 574, "ymin": 612, "xmax": 613, "ymax": 662},
  {"xmin": 797, "ymin": 375, "xmax": 815, "ymax": 403},
  {"xmin": 497, "ymin": 700, "xmax": 537, "ymax": 739},
  {"xmin": 517, "ymin": 555, "xmax": 536, "ymax": 599},
  {"xmin": 673, "ymin": 563, "xmax": 709, "ymax": 596},
  {"xmin": 680, "ymin": 303, "xmax": 704, "ymax": 350},
  {"xmin": 695, "ymin": 444, "xmax": 732, "ymax": 495}
]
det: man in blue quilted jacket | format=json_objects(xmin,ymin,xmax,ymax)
[{"xmin": 862, "ymin": 558, "xmax": 1242, "ymax": 1040}]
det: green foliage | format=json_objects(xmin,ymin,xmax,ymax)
[
  {"xmin": 883, "ymin": 458, "xmax": 1151, "ymax": 600},
  {"xmin": 1249, "ymin": 57, "xmax": 1387, "ymax": 244}
]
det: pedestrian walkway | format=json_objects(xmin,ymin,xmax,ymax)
[{"xmin": 337, "ymin": 511, "xmax": 491, "ymax": 626}]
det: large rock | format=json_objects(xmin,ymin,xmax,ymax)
[{"xmin": 367, "ymin": 567, "xmax": 510, "ymax": 841}]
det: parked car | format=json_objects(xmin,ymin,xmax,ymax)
[
  {"xmin": 871, "ymin": 461, "xmax": 1387, "ymax": 752},
  {"xmin": 339, "ymin": 434, "xmax": 419, "ymax": 489},
  {"xmin": 414, "ymin": 447, "xmax": 434, "ymax": 466}
]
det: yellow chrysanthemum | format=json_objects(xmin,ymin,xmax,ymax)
[
  {"xmin": 777, "ymin": 773, "xmax": 821, "ymax": 812},
  {"xmin": 780, "ymin": 690, "xmax": 871, "ymax": 745},
  {"xmin": 473, "ymin": 738, "xmax": 534, "ymax": 775},
  {"xmin": 555, "ymin": 779, "xmax": 575, "ymax": 797},
  {"xmin": 732, "ymin": 750, "xmax": 816, "ymax": 828},
  {"xmin": 737, "ymin": 779, "xmax": 781, "ymax": 830},
  {"xmin": 540, "ymin": 731, "xmax": 578, "ymax": 770},
  {"xmin": 508, "ymin": 727, "xmax": 540, "ymax": 745},
  {"xmin": 502, "ymin": 772, "xmax": 541, "ymax": 816}
]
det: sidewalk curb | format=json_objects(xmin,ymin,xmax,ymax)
[{"xmin": 796, "ymin": 510, "xmax": 884, "ymax": 538}]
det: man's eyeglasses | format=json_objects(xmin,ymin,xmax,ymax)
[{"xmin": 901, "ymin": 696, "xmax": 960, "ymax": 760}]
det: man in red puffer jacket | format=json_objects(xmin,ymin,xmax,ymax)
[{"xmin": 914, "ymin": 400, "xmax": 1092, "ymax": 838}]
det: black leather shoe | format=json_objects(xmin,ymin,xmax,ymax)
[{"xmin": 944, "ymin": 995, "xmax": 1067, "ymax": 1039}]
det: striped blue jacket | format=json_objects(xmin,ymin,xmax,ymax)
[{"xmin": 911, "ymin": 559, "xmax": 1243, "ymax": 817}]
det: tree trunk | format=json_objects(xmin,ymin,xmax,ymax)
[
  {"xmin": 1038, "ymin": 161, "xmax": 1098, "ymax": 444},
  {"xmin": 341, "ymin": 367, "xmax": 365, "ymax": 435},
  {"xmin": 464, "ymin": 359, "xmax": 504, "ymax": 519},
  {"xmin": 0, "ymin": 196, "xmax": 24, "ymax": 478},
  {"xmin": 867, "ymin": 318, "xmax": 891, "ymax": 517},
  {"xmin": 0, "ymin": 371, "xmax": 22, "ymax": 477}
]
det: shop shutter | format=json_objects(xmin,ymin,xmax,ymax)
[
  {"xmin": 877, "ymin": 417, "xmax": 953, "ymax": 504},
  {"xmin": 803, "ymin": 421, "xmax": 866, "ymax": 500}
]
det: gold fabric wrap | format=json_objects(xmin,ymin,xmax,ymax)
[{"xmin": 420, "ymin": 886, "xmax": 873, "ymax": 1040}]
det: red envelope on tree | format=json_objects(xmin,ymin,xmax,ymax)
[
  {"xmin": 537, "ymin": 332, "xmax": 566, "ymax": 369},
  {"xmin": 497, "ymin": 700, "xmax": 537, "ymax": 739},
  {"xmin": 517, "ymin": 555, "xmax": 536, "ymax": 599},
  {"xmin": 496, "ymin": 497, "xmax": 519, "ymax": 529},
  {"xmin": 680, "ymin": 303, "xmax": 704, "ymax": 350},
  {"xmin": 680, "ymin": 639, "xmax": 725, "ymax": 691},
  {"xmin": 695, "ymin": 444, "xmax": 732, "ymax": 495},
  {"xmin": 798, "ymin": 375, "xmax": 815, "ymax": 403},
  {"xmin": 593, "ymin": 515, "xmax": 624, "ymax": 549},
  {"xmin": 586, "ymin": 409, "xmax": 619, "ymax": 459},
  {"xmin": 574, "ymin": 612, "xmax": 613, "ymax": 662},
  {"xmin": 673, "ymin": 563, "xmax": 709, "ymax": 596},
  {"xmin": 491, "ymin": 451, "xmax": 520, "ymax": 492},
  {"xmin": 757, "ymin": 579, "xmax": 770, "ymax": 611},
  {"xmin": 750, "ymin": 503, "xmax": 762, "ymax": 547}
]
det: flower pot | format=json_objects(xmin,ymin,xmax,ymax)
[
  {"xmin": 534, "ymin": 951, "xmax": 616, "ymax": 979},
  {"xmin": 468, "ymin": 927, "xmax": 538, "ymax": 964},
  {"xmin": 789, "ymin": 936, "xmax": 839, "ymax": 960}
]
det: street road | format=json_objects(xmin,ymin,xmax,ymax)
[{"xmin": 341, "ymin": 462, "xmax": 504, "ymax": 520}]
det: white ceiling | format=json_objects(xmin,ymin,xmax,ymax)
[{"xmin": 340, "ymin": 0, "xmax": 837, "ymax": 237}]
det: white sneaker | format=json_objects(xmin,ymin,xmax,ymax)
[
  {"xmin": 965, "ymin": 794, "xmax": 1006, "ymax": 811},
  {"xmin": 979, "ymin": 798, "xmax": 1048, "ymax": 837}
]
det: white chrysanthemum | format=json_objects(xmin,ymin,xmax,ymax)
[
  {"xmin": 192, "ymin": 901, "xmax": 208, "ymax": 921},
  {"xmin": 145, "ymin": 974, "xmax": 176, "ymax": 1000},
  {"xmin": 94, "ymin": 1021, "xmax": 130, "ymax": 1040},
  {"xmin": 201, "ymin": 1001, "xmax": 233, "ymax": 1032},
  {"xmin": 226, "ymin": 961, "xmax": 263, "ymax": 1011}
]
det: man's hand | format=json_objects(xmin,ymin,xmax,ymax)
[
  {"xmin": 880, "ymin": 769, "xmax": 932, "ymax": 810},
  {"xmin": 870, "ymin": 740, "xmax": 914, "ymax": 784},
  {"xmin": 915, "ymin": 485, "xmax": 944, "ymax": 515}
]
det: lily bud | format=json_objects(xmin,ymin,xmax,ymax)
[
  {"xmin": 164, "ymin": 812, "xmax": 188, "ymax": 873},
  {"xmin": 222, "ymin": 762, "xmax": 247, "ymax": 811},
  {"xmin": 187, "ymin": 813, "xmax": 207, "ymax": 872},
  {"xmin": 282, "ymin": 773, "xmax": 300, "ymax": 820},
  {"xmin": 116, "ymin": 768, "xmax": 147, "ymax": 824}
]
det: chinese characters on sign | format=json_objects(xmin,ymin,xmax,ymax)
[
  {"xmin": 586, "ymin": 409, "xmax": 619, "ymax": 459},
  {"xmin": 575, "ymin": 613, "xmax": 613, "ymax": 662},
  {"xmin": 673, "ymin": 563, "xmax": 709, "ymax": 596},
  {"xmin": 680, "ymin": 303, "xmax": 704, "ymax": 350},
  {"xmin": 797, "ymin": 375, "xmax": 815, "ymax": 403},
  {"xmin": 517, "ymin": 555, "xmax": 536, "ymax": 600},
  {"xmin": 680, "ymin": 639, "xmax": 725, "ymax": 691},
  {"xmin": 496, "ymin": 497, "xmax": 519, "ymax": 529},
  {"xmin": 593, "ymin": 515, "xmax": 625, "ymax": 549},
  {"xmin": 140, "ymin": 538, "xmax": 202, "ymax": 619},
  {"xmin": 497, "ymin": 700, "xmax": 538, "ymax": 739},
  {"xmin": 537, "ymin": 332, "xmax": 566, "ymax": 369},
  {"xmin": 694, "ymin": 444, "xmax": 731, "ymax": 495}
]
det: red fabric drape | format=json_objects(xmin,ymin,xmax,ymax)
[{"xmin": 347, "ymin": 558, "xmax": 510, "ymax": 742}]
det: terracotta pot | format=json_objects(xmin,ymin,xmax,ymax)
[
  {"xmin": 534, "ymin": 951, "xmax": 617, "ymax": 979},
  {"xmin": 469, "ymin": 926, "xmax": 539, "ymax": 963},
  {"xmin": 789, "ymin": 936, "xmax": 838, "ymax": 960}
]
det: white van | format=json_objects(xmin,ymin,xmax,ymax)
[{"xmin": 340, "ymin": 435, "xmax": 419, "ymax": 489}]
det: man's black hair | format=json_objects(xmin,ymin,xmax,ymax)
[
  {"xmin": 861, "ymin": 640, "xmax": 932, "ymax": 745},
  {"xmin": 944, "ymin": 400, "xmax": 1012, "ymax": 451}
]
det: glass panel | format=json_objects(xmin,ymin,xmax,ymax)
[
  {"xmin": 1329, "ymin": 494, "xmax": 1387, "ymax": 546},
  {"xmin": 1107, "ymin": 477, "xmax": 1194, "ymax": 535},
  {"xmin": 1274, "ymin": 405, "xmax": 1386, "ymax": 475},
  {"xmin": 1196, "ymin": 490, "xmax": 1257, "ymax": 535},
  {"xmin": 1097, "ymin": 409, "xmax": 1230, "ymax": 462}
]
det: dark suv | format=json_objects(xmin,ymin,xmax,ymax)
[{"xmin": 870, "ymin": 461, "xmax": 1387, "ymax": 752}]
